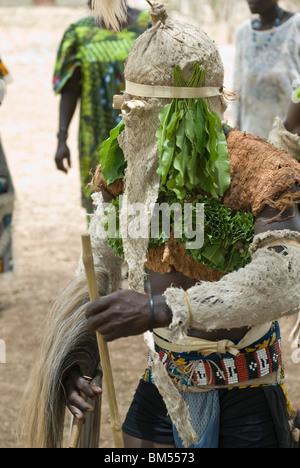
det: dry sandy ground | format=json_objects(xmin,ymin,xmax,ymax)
[{"xmin": 0, "ymin": 5, "xmax": 299, "ymax": 449}]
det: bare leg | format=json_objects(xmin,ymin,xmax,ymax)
[{"xmin": 123, "ymin": 432, "xmax": 175, "ymax": 449}]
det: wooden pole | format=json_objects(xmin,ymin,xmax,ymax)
[{"xmin": 81, "ymin": 233, "xmax": 124, "ymax": 448}]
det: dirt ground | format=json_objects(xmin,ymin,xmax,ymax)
[{"xmin": 0, "ymin": 5, "xmax": 299, "ymax": 449}]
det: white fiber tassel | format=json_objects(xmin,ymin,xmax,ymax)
[
  {"xmin": 289, "ymin": 312, "xmax": 300, "ymax": 348},
  {"xmin": 91, "ymin": 0, "xmax": 127, "ymax": 31},
  {"xmin": 144, "ymin": 332, "xmax": 198, "ymax": 448}
]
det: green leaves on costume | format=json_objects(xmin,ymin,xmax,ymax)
[
  {"xmin": 182, "ymin": 196, "xmax": 254, "ymax": 273},
  {"xmin": 156, "ymin": 64, "xmax": 231, "ymax": 199},
  {"xmin": 100, "ymin": 63, "xmax": 253, "ymax": 273},
  {"xmin": 102, "ymin": 194, "xmax": 254, "ymax": 272},
  {"xmin": 99, "ymin": 120, "xmax": 126, "ymax": 185}
]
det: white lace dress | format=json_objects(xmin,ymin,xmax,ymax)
[{"xmin": 232, "ymin": 13, "xmax": 300, "ymax": 139}]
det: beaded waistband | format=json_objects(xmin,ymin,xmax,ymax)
[{"xmin": 145, "ymin": 322, "xmax": 282, "ymax": 389}]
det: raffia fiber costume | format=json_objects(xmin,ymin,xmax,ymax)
[{"xmin": 21, "ymin": 1, "xmax": 300, "ymax": 448}]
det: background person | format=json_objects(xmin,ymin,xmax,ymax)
[
  {"xmin": 53, "ymin": 0, "xmax": 149, "ymax": 213},
  {"xmin": 232, "ymin": 0, "xmax": 300, "ymax": 139},
  {"xmin": 0, "ymin": 55, "xmax": 14, "ymax": 282}
]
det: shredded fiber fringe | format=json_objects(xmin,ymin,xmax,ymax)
[
  {"xmin": 18, "ymin": 269, "xmax": 108, "ymax": 448},
  {"xmin": 91, "ymin": 0, "xmax": 127, "ymax": 31}
]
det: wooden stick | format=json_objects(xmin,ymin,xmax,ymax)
[
  {"xmin": 81, "ymin": 233, "xmax": 124, "ymax": 448},
  {"xmin": 68, "ymin": 376, "xmax": 92, "ymax": 449}
]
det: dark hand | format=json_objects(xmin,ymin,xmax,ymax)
[
  {"xmin": 55, "ymin": 141, "xmax": 71, "ymax": 174},
  {"xmin": 86, "ymin": 290, "xmax": 172, "ymax": 341},
  {"xmin": 63, "ymin": 365, "xmax": 102, "ymax": 421}
]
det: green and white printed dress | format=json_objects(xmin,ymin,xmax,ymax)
[{"xmin": 53, "ymin": 11, "xmax": 149, "ymax": 212}]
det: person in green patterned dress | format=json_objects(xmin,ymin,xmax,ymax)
[{"xmin": 53, "ymin": 1, "xmax": 149, "ymax": 213}]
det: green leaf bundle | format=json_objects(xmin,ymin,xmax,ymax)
[
  {"xmin": 99, "ymin": 120, "xmax": 126, "ymax": 185},
  {"xmin": 156, "ymin": 64, "xmax": 231, "ymax": 199},
  {"xmin": 100, "ymin": 63, "xmax": 252, "ymax": 275},
  {"xmin": 102, "ymin": 194, "xmax": 254, "ymax": 273},
  {"xmin": 180, "ymin": 196, "xmax": 254, "ymax": 273}
]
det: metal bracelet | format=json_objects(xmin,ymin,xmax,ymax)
[{"xmin": 148, "ymin": 293, "xmax": 154, "ymax": 333}]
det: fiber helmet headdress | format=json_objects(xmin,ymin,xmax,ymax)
[{"xmin": 124, "ymin": 2, "xmax": 226, "ymax": 116}]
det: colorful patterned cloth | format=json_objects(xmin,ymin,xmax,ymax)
[
  {"xmin": 0, "ymin": 57, "xmax": 14, "ymax": 274},
  {"xmin": 53, "ymin": 11, "xmax": 149, "ymax": 212},
  {"xmin": 0, "ymin": 56, "xmax": 13, "ymax": 88},
  {"xmin": 143, "ymin": 321, "xmax": 297, "ymax": 446},
  {"xmin": 0, "ymin": 138, "xmax": 14, "ymax": 274}
]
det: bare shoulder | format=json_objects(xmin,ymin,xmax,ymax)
[{"xmin": 254, "ymin": 186, "xmax": 300, "ymax": 235}]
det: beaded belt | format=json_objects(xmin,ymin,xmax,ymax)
[{"xmin": 144, "ymin": 322, "xmax": 282, "ymax": 388}]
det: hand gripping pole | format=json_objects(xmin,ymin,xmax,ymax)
[
  {"xmin": 81, "ymin": 233, "xmax": 124, "ymax": 448},
  {"xmin": 68, "ymin": 234, "xmax": 124, "ymax": 448}
]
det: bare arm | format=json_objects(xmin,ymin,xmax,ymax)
[
  {"xmin": 164, "ymin": 200, "xmax": 300, "ymax": 336},
  {"xmin": 254, "ymin": 195, "xmax": 300, "ymax": 235},
  {"xmin": 284, "ymin": 101, "xmax": 300, "ymax": 136},
  {"xmin": 55, "ymin": 67, "xmax": 81, "ymax": 173},
  {"xmin": 85, "ymin": 193, "xmax": 300, "ymax": 339}
]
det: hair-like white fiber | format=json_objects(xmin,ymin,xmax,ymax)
[
  {"xmin": 19, "ymin": 269, "xmax": 108, "ymax": 448},
  {"xmin": 91, "ymin": 0, "xmax": 128, "ymax": 31}
]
